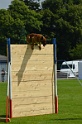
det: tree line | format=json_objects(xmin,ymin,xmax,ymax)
[{"xmin": 0, "ymin": 0, "xmax": 82, "ymax": 61}]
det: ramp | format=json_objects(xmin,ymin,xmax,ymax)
[{"xmin": 10, "ymin": 44, "xmax": 55, "ymax": 117}]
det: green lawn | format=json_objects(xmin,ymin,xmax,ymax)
[
  {"xmin": 0, "ymin": 79, "xmax": 82, "ymax": 124},
  {"xmin": 0, "ymin": 83, "xmax": 7, "ymax": 117}
]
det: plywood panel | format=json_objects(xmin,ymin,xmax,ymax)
[
  {"xmin": 11, "ymin": 45, "xmax": 53, "ymax": 55},
  {"xmin": 13, "ymin": 102, "xmax": 52, "ymax": 112},
  {"xmin": 12, "ymin": 54, "xmax": 52, "ymax": 63},
  {"xmin": 12, "ymin": 72, "xmax": 52, "ymax": 81},
  {"xmin": 13, "ymin": 107, "xmax": 52, "ymax": 117},
  {"xmin": 11, "ymin": 60, "xmax": 52, "ymax": 65},
  {"xmin": 12, "ymin": 96, "xmax": 52, "ymax": 105},
  {"xmin": 11, "ymin": 65, "xmax": 53, "ymax": 71},
  {"xmin": 12, "ymin": 81, "xmax": 52, "ymax": 90},
  {"xmin": 11, "ymin": 44, "xmax": 55, "ymax": 117}
]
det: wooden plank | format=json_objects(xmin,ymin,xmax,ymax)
[
  {"xmin": 12, "ymin": 102, "xmax": 52, "ymax": 111},
  {"xmin": 11, "ymin": 61, "xmax": 53, "ymax": 66},
  {"xmin": 11, "ymin": 45, "xmax": 53, "ymax": 55},
  {"xmin": 11, "ymin": 70, "xmax": 53, "ymax": 74},
  {"xmin": 11, "ymin": 60, "xmax": 53, "ymax": 65},
  {"xmin": 12, "ymin": 73, "xmax": 52, "ymax": 81},
  {"xmin": 12, "ymin": 78, "xmax": 52, "ymax": 85},
  {"xmin": 12, "ymin": 106, "xmax": 52, "ymax": 117},
  {"xmin": 11, "ymin": 71, "xmax": 53, "ymax": 83},
  {"xmin": 11, "ymin": 67, "xmax": 53, "ymax": 72},
  {"xmin": 12, "ymin": 83, "xmax": 52, "ymax": 92},
  {"xmin": 12, "ymin": 89, "xmax": 52, "ymax": 98},
  {"xmin": 11, "ymin": 55, "xmax": 53, "ymax": 62},
  {"xmin": 12, "ymin": 96, "xmax": 52, "ymax": 105}
]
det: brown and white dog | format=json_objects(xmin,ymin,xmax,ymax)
[{"xmin": 27, "ymin": 33, "xmax": 46, "ymax": 50}]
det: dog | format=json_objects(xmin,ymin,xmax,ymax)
[{"xmin": 27, "ymin": 33, "xmax": 46, "ymax": 50}]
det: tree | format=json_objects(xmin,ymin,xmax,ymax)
[
  {"xmin": 69, "ymin": 43, "xmax": 82, "ymax": 59},
  {"xmin": 20, "ymin": 0, "xmax": 40, "ymax": 11},
  {"xmin": 0, "ymin": 0, "xmax": 82, "ymax": 61},
  {"xmin": 8, "ymin": 0, "xmax": 43, "ymax": 42},
  {"xmin": 0, "ymin": 9, "xmax": 14, "ymax": 55},
  {"xmin": 0, "ymin": 0, "xmax": 42, "ymax": 55},
  {"xmin": 40, "ymin": 9, "xmax": 57, "ymax": 41},
  {"xmin": 42, "ymin": 0, "xmax": 82, "ymax": 60},
  {"xmin": 0, "ymin": 9, "xmax": 13, "ymax": 40},
  {"xmin": 42, "ymin": 0, "xmax": 63, "ymax": 13}
]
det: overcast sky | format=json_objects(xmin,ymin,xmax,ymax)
[
  {"xmin": 0, "ymin": 0, "xmax": 12, "ymax": 9},
  {"xmin": 0, "ymin": 0, "xmax": 44, "ymax": 9}
]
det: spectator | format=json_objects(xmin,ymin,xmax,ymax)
[{"xmin": 1, "ymin": 68, "xmax": 5, "ymax": 82}]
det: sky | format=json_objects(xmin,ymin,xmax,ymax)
[
  {"xmin": 0, "ymin": 0, "xmax": 44, "ymax": 9},
  {"xmin": 0, "ymin": 0, "xmax": 12, "ymax": 9}
]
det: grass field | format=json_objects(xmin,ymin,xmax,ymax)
[{"xmin": 0, "ymin": 79, "xmax": 82, "ymax": 124}]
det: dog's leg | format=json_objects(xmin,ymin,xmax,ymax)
[{"xmin": 39, "ymin": 42, "xmax": 41, "ymax": 50}]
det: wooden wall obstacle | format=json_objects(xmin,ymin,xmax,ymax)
[{"xmin": 7, "ymin": 44, "xmax": 55, "ymax": 118}]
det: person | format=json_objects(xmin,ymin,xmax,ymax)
[{"xmin": 1, "ymin": 68, "xmax": 5, "ymax": 82}]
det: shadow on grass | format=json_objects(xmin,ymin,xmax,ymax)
[
  {"xmin": 55, "ymin": 118, "xmax": 82, "ymax": 121},
  {"xmin": 0, "ymin": 115, "xmax": 6, "ymax": 122}
]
